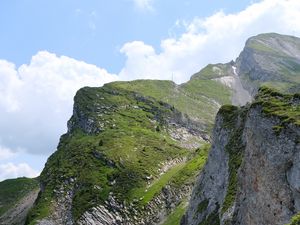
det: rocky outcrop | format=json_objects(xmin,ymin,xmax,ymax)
[
  {"xmin": 35, "ymin": 183, "xmax": 74, "ymax": 225},
  {"xmin": 183, "ymin": 87, "xmax": 300, "ymax": 225},
  {"xmin": 0, "ymin": 189, "xmax": 39, "ymax": 225},
  {"xmin": 78, "ymin": 185, "xmax": 192, "ymax": 225}
]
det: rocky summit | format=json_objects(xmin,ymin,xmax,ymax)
[{"xmin": 1, "ymin": 33, "xmax": 300, "ymax": 225}]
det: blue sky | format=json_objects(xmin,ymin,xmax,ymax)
[
  {"xmin": 1, "ymin": 0, "xmax": 300, "ymax": 180},
  {"xmin": 0, "ymin": 0, "xmax": 255, "ymax": 73}
]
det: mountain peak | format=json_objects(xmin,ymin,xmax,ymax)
[{"xmin": 245, "ymin": 33, "xmax": 300, "ymax": 56}]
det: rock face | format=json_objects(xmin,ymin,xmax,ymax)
[
  {"xmin": 183, "ymin": 87, "xmax": 300, "ymax": 225},
  {"xmin": 78, "ymin": 185, "xmax": 192, "ymax": 225},
  {"xmin": 0, "ymin": 189, "xmax": 39, "ymax": 225},
  {"xmin": 0, "ymin": 177, "xmax": 39, "ymax": 225}
]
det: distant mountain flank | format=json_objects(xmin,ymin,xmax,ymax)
[
  {"xmin": 0, "ymin": 178, "xmax": 39, "ymax": 225},
  {"xmin": 2, "ymin": 33, "xmax": 300, "ymax": 225}
]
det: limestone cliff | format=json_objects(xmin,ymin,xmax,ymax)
[{"xmin": 183, "ymin": 87, "xmax": 300, "ymax": 225}]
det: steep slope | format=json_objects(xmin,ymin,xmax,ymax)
[
  {"xmin": 190, "ymin": 63, "xmax": 252, "ymax": 106},
  {"xmin": 191, "ymin": 33, "xmax": 300, "ymax": 102},
  {"xmin": 25, "ymin": 84, "xmax": 211, "ymax": 225},
  {"xmin": 0, "ymin": 177, "xmax": 39, "ymax": 225},
  {"xmin": 10, "ymin": 32, "xmax": 300, "ymax": 224},
  {"xmin": 236, "ymin": 33, "xmax": 300, "ymax": 94},
  {"xmin": 183, "ymin": 87, "xmax": 300, "ymax": 225},
  {"xmin": 25, "ymin": 52, "xmax": 244, "ymax": 224}
]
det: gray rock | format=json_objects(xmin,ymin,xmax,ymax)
[{"xmin": 184, "ymin": 103, "xmax": 300, "ymax": 225}]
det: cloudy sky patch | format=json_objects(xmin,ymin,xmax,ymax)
[{"xmin": 1, "ymin": 0, "xmax": 300, "ymax": 180}]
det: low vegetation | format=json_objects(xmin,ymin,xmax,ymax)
[
  {"xmin": 26, "ymin": 84, "xmax": 210, "ymax": 223},
  {"xmin": 218, "ymin": 105, "xmax": 246, "ymax": 214},
  {"xmin": 288, "ymin": 212, "xmax": 300, "ymax": 225},
  {"xmin": 162, "ymin": 200, "xmax": 188, "ymax": 225},
  {"xmin": 254, "ymin": 86, "xmax": 300, "ymax": 133},
  {"xmin": 0, "ymin": 177, "xmax": 39, "ymax": 217}
]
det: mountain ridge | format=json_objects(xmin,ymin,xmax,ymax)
[{"xmin": 2, "ymin": 32, "xmax": 300, "ymax": 225}]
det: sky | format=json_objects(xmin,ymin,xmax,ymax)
[{"xmin": 1, "ymin": 0, "xmax": 300, "ymax": 181}]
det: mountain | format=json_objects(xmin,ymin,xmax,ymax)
[
  {"xmin": 237, "ymin": 33, "xmax": 300, "ymax": 94},
  {"xmin": 181, "ymin": 33, "xmax": 300, "ymax": 225},
  {"xmin": 25, "ymin": 61, "xmax": 242, "ymax": 224},
  {"xmin": 2, "ymin": 33, "xmax": 300, "ymax": 224},
  {"xmin": 182, "ymin": 87, "xmax": 300, "ymax": 225},
  {"xmin": 0, "ymin": 178, "xmax": 39, "ymax": 225},
  {"xmin": 25, "ymin": 83, "xmax": 214, "ymax": 225}
]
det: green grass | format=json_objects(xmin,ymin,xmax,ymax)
[
  {"xmin": 191, "ymin": 64, "xmax": 231, "ymax": 80},
  {"xmin": 247, "ymin": 40, "xmax": 279, "ymax": 54},
  {"xmin": 0, "ymin": 177, "xmax": 39, "ymax": 217},
  {"xmin": 108, "ymin": 77, "xmax": 231, "ymax": 133},
  {"xmin": 181, "ymin": 79, "xmax": 231, "ymax": 106},
  {"xmin": 198, "ymin": 206, "xmax": 220, "ymax": 225},
  {"xmin": 162, "ymin": 200, "xmax": 188, "ymax": 225},
  {"xmin": 130, "ymin": 163, "xmax": 186, "ymax": 205},
  {"xmin": 253, "ymin": 86, "xmax": 300, "ymax": 131},
  {"xmin": 129, "ymin": 144, "xmax": 210, "ymax": 205},
  {"xmin": 197, "ymin": 199, "xmax": 209, "ymax": 214},
  {"xmin": 26, "ymin": 84, "xmax": 209, "ymax": 223},
  {"xmin": 26, "ymin": 188, "xmax": 54, "ymax": 225},
  {"xmin": 287, "ymin": 212, "xmax": 300, "ymax": 225},
  {"xmin": 218, "ymin": 105, "xmax": 246, "ymax": 214},
  {"xmin": 108, "ymin": 80, "xmax": 176, "ymax": 101},
  {"xmin": 170, "ymin": 144, "xmax": 210, "ymax": 187}
]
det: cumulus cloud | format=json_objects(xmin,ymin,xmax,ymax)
[
  {"xmin": 0, "ymin": 146, "xmax": 16, "ymax": 161},
  {"xmin": 120, "ymin": 0, "xmax": 300, "ymax": 83},
  {"xmin": 0, "ymin": 163, "xmax": 39, "ymax": 181},
  {"xmin": 3, "ymin": 0, "xmax": 300, "ymax": 180},
  {"xmin": 132, "ymin": 0, "xmax": 154, "ymax": 11},
  {"xmin": 0, "ymin": 51, "xmax": 118, "ymax": 155}
]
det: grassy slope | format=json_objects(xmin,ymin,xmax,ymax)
[
  {"xmin": 252, "ymin": 86, "xmax": 300, "ymax": 133},
  {"xmin": 162, "ymin": 200, "xmax": 187, "ymax": 225},
  {"xmin": 26, "ymin": 84, "xmax": 211, "ymax": 224},
  {"xmin": 0, "ymin": 177, "xmax": 39, "ymax": 217},
  {"xmin": 109, "ymin": 78, "xmax": 231, "ymax": 132}
]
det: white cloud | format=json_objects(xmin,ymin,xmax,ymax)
[
  {"xmin": 3, "ymin": 0, "xmax": 300, "ymax": 180},
  {"xmin": 0, "ymin": 163, "xmax": 39, "ymax": 181},
  {"xmin": 0, "ymin": 146, "xmax": 16, "ymax": 161},
  {"xmin": 132, "ymin": 0, "xmax": 154, "ymax": 11},
  {"xmin": 120, "ymin": 0, "xmax": 300, "ymax": 83},
  {"xmin": 0, "ymin": 51, "xmax": 118, "ymax": 155}
]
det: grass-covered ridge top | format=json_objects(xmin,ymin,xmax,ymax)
[
  {"xmin": 0, "ymin": 177, "xmax": 39, "ymax": 217},
  {"xmin": 253, "ymin": 86, "xmax": 300, "ymax": 128},
  {"xmin": 106, "ymin": 78, "xmax": 231, "ymax": 133},
  {"xmin": 27, "ymin": 83, "xmax": 210, "ymax": 224}
]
